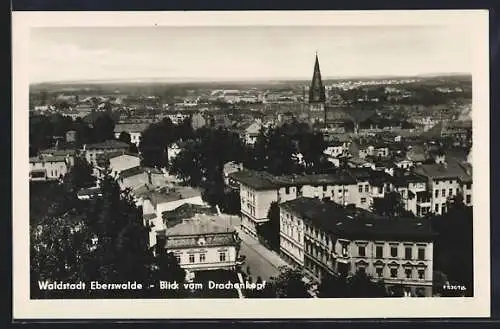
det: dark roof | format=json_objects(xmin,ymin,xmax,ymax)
[
  {"xmin": 162, "ymin": 203, "xmax": 216, "ymax": 226},
  {"xmin": 308, "ymin": 54, "xmax": 326, "ymax": 103},
  {"xmin": 280, "ymin": 197, "xmax": 435, "ymax": 241},
  {"xmin": 119, "ymin": 166, "xmax": 144, "ymax": 179},
  {"xmin": 229, "ymin": 170, "xmax": 357, "ymax": 190},
  {"xmin": 414, "ymin": 160, "xmax": 472, "ymax": 181},
  {"xmin": 392, "ymin": 172, "xmax": 427, "ymax": 187},
  {"xmin": 114, "ymin": 123, "xmax": 150, "ymax": 133},
  {"xmin": 85, "ymin": 140, "xmax": 129, "ymax": 150},
  {"xmin": 228, "ymin": 170, "xmax": 278, "ymax": 190}
]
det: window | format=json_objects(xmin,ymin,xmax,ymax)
[
  {"xmin": 359, "ymin": 185, "xmax": 363, "ymax": 193},
  {"xmin": 376, "ymin": 267, "xmax": 383, "ymax": 277},
  {"xmin": 365, "ymin": 185, "xmax": 369, "ymax": 192},
  {"xmin": 435, "ymin": 204, "xmax": 439, "ymax": 213},
  {"xmin": 405, "ymin": 247, "xmax": 412, "ymax": 260},
  {"xmin": 189, "ymin": 254, "xmax": 195, "ymax": 263},
  {"xmin": 323, "ymin": 185, "xmax": 327, "ymax": 192},
  {"xmin": 341, "ymin": 244, "xmax": 348, "ymax": 257},
  {"xmin": 358, "ymin": 266, "xmax": 366, "ymax": 275},
  {"xmin": 358, "ymin": 246, "xmax": 366, "ymax": 257},
  {"xmin": 418, "ymin": 269, "xmax": 425, "ymax": 280},
  {"xmin": 390, "ymin": 268, "xmax": 398, "ymax": 278},
  {"xmin": 434, "ymin": 189, "xmax": 439, "ymax": 198},
  {"xmin": 338, "ymin": 189, "xmax": 342, "ymax": 195},
  {"xmin": 449, "ymin": 188, "xmax": 453, "ymax": 196},
  {"xmin": 405, "ymin": 268, "xmax": 412, "ymax": 279},
  {"xmin": 175, "ymin": 255, "xmax": 181, "ymax": 264},
  {"xmin": 285, "ymin": 187, "xmax": 290, "ymax": 194},
  {"xmin": 219, "ymin": 252, "xmax": 226, "ymax": 262},
  {"xmin": 441, "ymin": 189, "xmax": 446, "ymax": 197},
  {"xmin": 361, "ymin": 197, "xmax": 367, "ymax": 204},
  {"xmin": 418, "ymin": 248, "xmax": 425, "ymax": 260},
  {"xmin": 376, "ymin": 246, "xmax": 383, "ymax": 258},
  {"xmin": 390, "ymin": 246, "xmax": 398, "ymax": 258},
  {"xmin": 466, "ymin": 183, "xmax": 472, "ymax": 189},
  {"xmin": 466, "ymin": 195, "xmax": 471, "ymax": 204},
  {"xmin": 456, "ymin": 188, "xmax": 460, "ymax": 195},
  {"xmin": 199, "ymin": 253, "xmax": 206, "ymax": 262}
]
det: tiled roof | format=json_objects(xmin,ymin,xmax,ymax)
[
  {"xmin": 413, "ymin": 161, "xmax": 472, "ymax": 181},
  {"xmin": 229, "ymin": 170, "xmax": 358, "ymax": 190},
  {"xmin": 29, "ymin": 155, "xmax": 68, "ymax": 163},
  {"xmin": 165, "ymin": 217, "xmax": 237, "ymax": 248},
  {"xmin": 280, "ymin": 197, "xmax": 436, "ymax": 241},
  {"xmin": 85, "ymin": 140, "xmax": 129, "ymax": 150},
  {"xmin": 114, "ymin": 123, "xmax": 150, "ymax": 133},
  {"xmin": 228, "ymin": 170, "xmax": 278, "ymax": 190}
]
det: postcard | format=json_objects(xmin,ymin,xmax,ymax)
[{"xmin": 12, "ymin": 10, "xmax": 490, "ymax": 319}]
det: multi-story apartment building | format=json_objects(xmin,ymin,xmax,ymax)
[
  {"xmin": 82, "ymin": 140, "xmax": 129, "ymax": 166},
  {"xmin": 414, "ymin": 159, "xmax": 473, "ymax": 214},
  {"xmin": 279, "ymin": 197, "xmax": 435, "ymax": 297},
  {"xmin": 392, "ymin": 171, "xmax": 432, "ymax": 217},
  {"xmin": 230, "ymin": 170, "xmax": 364, "ymax": 237}
]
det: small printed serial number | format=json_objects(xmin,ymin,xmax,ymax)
[{"xmin": 443, "ymin": 284, "xmax": 467, "ymax": 291}]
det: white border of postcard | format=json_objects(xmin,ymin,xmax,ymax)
[{"xmin": 12, "ymin": 10, "xmax": 490, "ymax": 319}]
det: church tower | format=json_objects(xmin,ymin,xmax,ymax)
[{"xmin": 308, "ymin": 53, "xmax": 326, "ymax": 123}]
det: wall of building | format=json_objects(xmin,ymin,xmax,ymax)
[
  {"xmin": 279, "ymin": 208, "xmax": 305, "ymax": 266},
  {"xmin": 430, "ymin": 178, "xmax": 461, "ymax": 215},
  {"xmin": 169, "ymin": 243, "xmax": 237, "ymax": 271},
  {"xmin": 29, "ymin": 160, "xmax": 68, "ymax": 180}
]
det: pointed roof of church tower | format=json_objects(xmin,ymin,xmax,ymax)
[{"xmin": 309, "ymin": 53, "xmax": 326, "ymax": 104}]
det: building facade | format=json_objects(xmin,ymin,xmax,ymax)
[
  {"xmin": 157, "ymin": 218, "xmax": 241, "ymax": 272},
  {"xmin": 279, "ymin": 197, "xmax": 435, "ymax": 297}
]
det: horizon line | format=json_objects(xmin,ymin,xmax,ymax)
[{"xmin": 30, "ymin": 72, "xmax": 472, "ymax": 86}]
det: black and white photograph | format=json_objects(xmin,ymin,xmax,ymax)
[{"xmin": 13, "ymin": 10, "xmax": 490, "ymax": 319}]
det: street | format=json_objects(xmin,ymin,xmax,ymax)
[{"xmin": 218, "ymin": 214, "xmax": 289, "ymax": 282}]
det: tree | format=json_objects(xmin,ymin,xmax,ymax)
[
  {"xmin": 92, "ymin": 113, "xmax": 116, "ymax": 142},
  {"xmin": 118, "ymin": 131, "xmax": 131, "ymax": 145},
  {"xmin": 270, "ymin": 266, "xmax": 310, "ymax": 298},
  {"xmin": 30, "ymin": 170, "xmax": 161, "ymax": 299},
  {"xmin": 256, "ymin": 202, "xmax": 280, "ymax": 252},
  {"xmin": 64, "ymin": 156, "xmax": 96, "ymax": 191},
  {"xmin": 431, "ymin": 195, "xmax": 473, "ymax": 297},
  {"xmin": 372, "ymin": 191, "xmax": 412, "ymax": 217}
]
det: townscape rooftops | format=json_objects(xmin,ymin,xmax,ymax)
[
  {"xmin": 143, "ymin": 186, "xmax": 202, "ymax": 207},
  {"xmin": 85, "ymin": 140, "xmax": 129, "ymax": 150},
  {"xmin": 413, "ymin": 160, "xmax": 472, "ymax": 181},
  {"xmin": 280, "ymin": 197, "xmax": 435, "ymax": 241},
  {"xmin": 114, "ymin": 123, "xmax": 150, "ymax": 133},
  {"xmin": 29, "ymin": 154, "xmax": 68, "ymax": 163}
]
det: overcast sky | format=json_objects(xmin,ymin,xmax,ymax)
[{"xmin": 29, "ymin": 25, "xmax": 473, "ymax": 83}]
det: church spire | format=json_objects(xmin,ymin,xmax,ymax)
[{"xmin": 309, "ymin": 53, "xmax": 326, "ymax": 104}]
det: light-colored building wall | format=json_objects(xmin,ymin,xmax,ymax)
[
  {"xmin": 239, "ymin": 184, "xmax": 278, "ymax": 237},
  {"xmin": 430, "ymin": 178, "xmax": 461, "ymax": 215},
  {"xmin": 29, "ymin": 159, "xmax": 68, "ymax": 180},
  {"xmin": 279, "ymin": 207, "xmax": 305, "ymax": 267},
  {"xmin": 170, "ymin": 244, "xmax": 237, "ymax": 272}
]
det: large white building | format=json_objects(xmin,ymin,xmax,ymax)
[
  {"xmin": 156, "ymin": 214, "xmax": 241, "ymax": 272},
  {"xmin": 414, "ymin": 158, "xmax": 473, "ymax": 214},
  {"xmin": 279, "ymin": 197, "xmax": 435, "ymax": 297}
]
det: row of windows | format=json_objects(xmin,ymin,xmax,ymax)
[
  {"xmin": 358, "ymin": 245, "xmax": 426, "ymax": 260},
  {"xmin": 358, "ymin": 184, "xmax": 370, "ymax": 193},
  {"xmin": 176, "ymin": 252, "xmax": 227, "ymax": 264},
  {"xmin": 371, "ymin": 266, "xmax": 426, "ymax": 280},
  {"xmin": 434, "ymin": 188, "xmax": 460, "ymax": 198}
]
